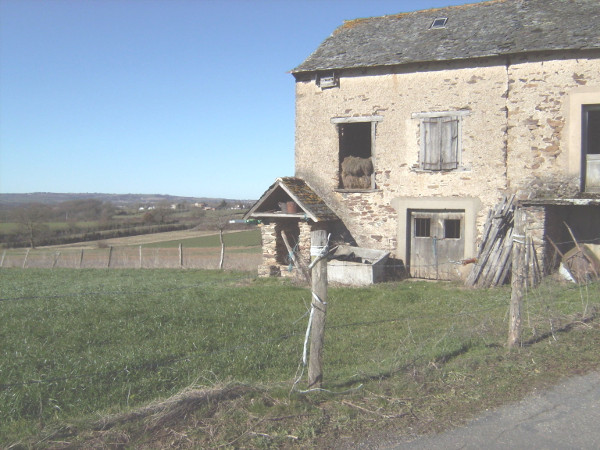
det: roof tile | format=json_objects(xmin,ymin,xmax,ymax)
[{"xmin": 292, "ymin": 0, "xmax": 600, "ymax": 74}]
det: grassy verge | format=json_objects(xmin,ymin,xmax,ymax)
[{"xmin": 1, "ymin": 269, "xmax": 598, "ymax": 447}]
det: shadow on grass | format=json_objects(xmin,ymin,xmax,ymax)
[
  {"xmin": 522, "ymin": 310, "xmax": 598, "ymax": 347},
  {"xmin": 329, "ymin": 343, "xmax": 478, "ymax": 390}
]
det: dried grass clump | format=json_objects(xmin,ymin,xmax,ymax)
[
  {"xmin": 95, "ymin": 383, "xmax": 256, "ymax": 432},
  {"xmin": 342, "ymin": 156, "xmax": 373, "ymax": 176},
  {"xmin": 341, "ymin": 156, "xmax": 373, "ymax": 189},
  {"xmin": 341, "ymin": 174, "xmax": 372, "ymax": 189}
]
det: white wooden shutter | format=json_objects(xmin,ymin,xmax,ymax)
[
  {"xmin": 440, "ymin": 117, "xmax": 459, "ymax": 170},
  {"xmin": 422, "ymin": 116, "xmax": 459, "ymax": 170},
  {"xmin": 422, "ymin": 118, "xmax": 442, "ymax": 170}
]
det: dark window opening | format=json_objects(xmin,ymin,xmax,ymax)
[
  {"xmin": 582, "ymin": 105, "xmax": 600, "ymax": 192},
  {"xmin": 339, "ymin": 122, "xmax": 374, "ymax": 189},
  {"xmin": 340, "ymin": 122, "xmax": 371, "ymax": 159},
  {"xmin": 444, "ymin": 219, "xmax": 461, "ymax": 239},
  {"xmin": 415, "ymin": 218, "xmax": 431, "ymax": 237},
  {"xmin": 584, "ymin": 107, "xmax": 600, "ymax": 155}
]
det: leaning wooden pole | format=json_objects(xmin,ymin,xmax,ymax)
[
  {"xmin": 219, "ymin": 229, "xmax": 225, "ymax": 270},
  {"xmin": 508, "ymin": 208, "xmax": 525, "ymax": 348},
  {"xmin": 282, "ymin": 230, "xmax": 310, "ymax": 282},
  {"xmin": 308, "ymin": 230, "xmax": 328, "ymax": 388}
]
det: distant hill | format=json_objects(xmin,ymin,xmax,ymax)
[{"xmin": 0, "ymin": 193, "xmax": 255, "ymax": 208}]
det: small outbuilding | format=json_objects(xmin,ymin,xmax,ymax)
[{"xmin": 244, "ymin": 177, "xmax": 341, "ymax": 278}]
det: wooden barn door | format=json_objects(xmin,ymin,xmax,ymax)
[{"xmin": 409, "ymin": 210, "xmax": 465, "ymax": 280}]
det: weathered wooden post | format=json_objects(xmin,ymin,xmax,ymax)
[
  {"xmin": 139, "ymin": 245, "xmax": 143, "ymax": 269},
  {"xmin": 22, "ymin": 248, "xmax": 30, "ymax": 269},
  {"xmin": 219, "ymin": 229, "xmax": 225, "ymax": 270},
  {"xmin": 508, "ymin": 207, "xmax": 525, "ymax": 348},
  {"xmin": 52, "ymin": 251, "xmax": 61, "ymax": 269},
  {"xmin": 179, "ymin": 243, "xmax": 183, "ymax": 268},
  {"xmin": 308, "ymin": 230, "xmax": 328, "ymax": 388},
  {"xmin": 107, "ymin": 246, "xmax": 113, "ymax": 268}
]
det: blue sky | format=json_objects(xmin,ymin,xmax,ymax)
[{"xmin": 1, "ymin": 0, "xmax": 485, "ymax": 199}]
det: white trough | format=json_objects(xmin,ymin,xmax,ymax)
[{"xmin": 327, "ymin": 245, "xmax": 390, "ymax": 286}]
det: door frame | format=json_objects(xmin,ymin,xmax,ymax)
[
  {"xmin": 582, "ymin": 104, "xmax": 600, "ymax": 192},
  {"xmin": 567, "ymin": 88, "xmax": 600, "ymax": 191},
  {"xmin": 409, "ymin": 209, "xmax": 466, "ymax": 280},
  {"xmin": 392, "ymin": 197, "xmax": 482, "ymax": 275}
]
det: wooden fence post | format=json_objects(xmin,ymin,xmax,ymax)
[
  {"xmin": 308, "ymin": 230, "xmax": 328, "ymax": 388},
  {"xmin": 0, "ymin": 250, "xmax": 6, "ymax": 268},
  {"xmin": 219, "ymin": 229, "xmax": 225, "ymax": 270},
  {"xmin": 79, "ymin": 249, "xmax": 84, "ymax": 268},
  {"xmin": 508, "ymin": 208, "xmax": 525, "ymax": 348},
  {"xmin": 52, "ymin": 251, "xmax": 61, "ymax": 269},
  {"xmin": 107, "ymin": 246, "xmax": 113, "ymax": 268},
  {"xmin": 139, "ymin": 245, "xmax": 143, "ymax": 269},
  {"xmin": 179, "ymin": 243, "xmax": 183, "ymax": 268},
  {"xmin": 23, "ymin": 248, "xmax": 30, "ymax": 269}
]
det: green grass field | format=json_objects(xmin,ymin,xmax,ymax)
[
  {"xmin": 0, "ymin": 221, "xmax": 100, "ymax": 233},
  {"xmin": 140, "ymin": 228, "xmax": 261, "ymax": 248},
  {"xmin": 1, "ymin": 269, "xmax": 599, "ymax": 447}
]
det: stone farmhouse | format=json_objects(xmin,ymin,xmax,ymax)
[{"xmin": 246, "ymin": 0, "xmax": 600, "ymax": 281}]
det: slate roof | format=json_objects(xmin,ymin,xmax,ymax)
[
  {"xmin": 292, "ymin": 0, "xmax": 600, "ymax": 74},
  {"xmin": 244, "ymin": 177, "xmax": 339, "ymax": 222}
]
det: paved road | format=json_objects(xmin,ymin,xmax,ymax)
[{"xmin": 362, "ymin": 371, "xmax": 600, "ymax": 449}]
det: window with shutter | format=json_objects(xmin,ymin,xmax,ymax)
[
  {"xmin": 422, "ymin": 116, "xmax": 459, "ymax": 170},
  {"xmin": 414, "ymin": 111, "xmax": 467, "ymax": 172}
]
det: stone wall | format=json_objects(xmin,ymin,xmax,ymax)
[
  {"xmin": 295, "ymin": 57, "xmax": 509, "ymax": 260},
  {"xmin": 294, "ymin": 51, "xmax": 600, "ymax": 265},
  {"xmin": 258, "ymin": 223, "xmax": 280, "ymax": 277},
  {"xmin": 520, "ymin": 205, "xmax": 547, "ymax": 276},
  {"xmin": 257, "ymin": 220, "xmax": 330, "ymax": 279},
  {"xmin": 506, "ymin": 51, "xmax": 600, "ymax": 197}
]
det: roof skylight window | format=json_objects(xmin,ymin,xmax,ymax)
[{"xmin": 430, "ymin": 17, "xmax": 448, "ymax": 29}]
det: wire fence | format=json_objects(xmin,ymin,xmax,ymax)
[
  {"xmin": 3, "ymin": 235, "xmax": 596, "ymax": 274},
  {"xmin": 0, "ymin": 246, "xmax": 261, "ymax": 271}
]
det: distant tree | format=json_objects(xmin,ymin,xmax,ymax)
[
  {"xmin": 100, "ymin": 202, "xmax": 116, "ymax": 222},
  {"xmin": 66, "ymin": 217, "xmax": 80, "ymax": 234},
  {"xmin": 143, "ymin": 211, "xmax": 156, "ymax": 224},
  {"xmin": 13, "ymin": 203, "xmax": 51, "ymax": 248},
  {"xmin": 55, "ymin": 199, "xmax": 115, "ymax": 222},
  {"xmin": 191, "ymin": 208, "xmax": 206, "ymax": 220},
  {"xmin": 153, "ymin": 201, "xmax": 173, "ymax": 224},
  {"xmin": 218, "ymin": 199, "xmax": 228, "ymax": 209}
]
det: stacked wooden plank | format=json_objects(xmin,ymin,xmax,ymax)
[{"xmin": 465, "ymin": 195, "xmax": 515, "ymax": 287}]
